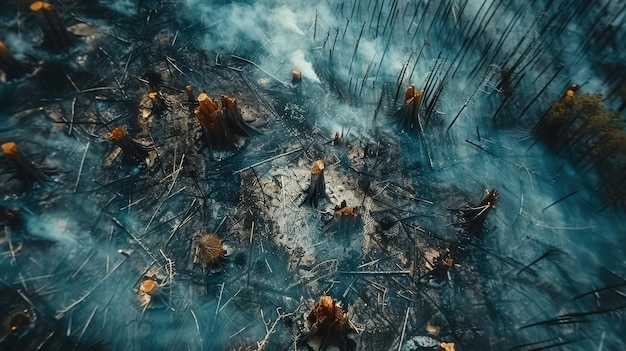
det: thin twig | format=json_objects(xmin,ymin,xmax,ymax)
[
  {"xmin": 542, "ymin": 191, "xmax": 577, "ymax": 212},
  {"xmin": 358, "ymin": 253, "xmax": 400, "ymax": 268},
  {"xmin": 190, "ymin": 309, "xmax": 202, "ymax": 348},
  {"xmin": 398, "ymin": 307, "xmax": 410, "ymax": 351},
  {"xmin": 256, "ymin": 308, "xmax": 294, "ymax": 351},
  {"xmin": 233, "ymin": 148, "xmax": 303, "ymax": 174},
  {"xmin": 165, "ymin": 199, "xmax": 197, "ymax": 246},
  {"xmin": 231, "ymin": 55, "xmax": 287, "ymax": 86},
  {"xmin": 69, "ymin": 97, "xmax": 76, "ymax": 135},
  {"xmin": 219, "ymin": 289, "xmax": 242, "ymax": 312},
  {"xmin": 74, "ymin": 141, "xmax": 90, "ymax": 193},
  {"xmin": 112, "ymin": 217, "xmax": 159, "ymax": 264},
  {"xmin": 70, "ymin": 250, "xmax": 96, "ymax": 280},
  {"xmin": 159, "ymin": 249, "xmax": 174, "ymax": 306},
  {"xmin": 5, "ymin": 227, "xmax": 16, "ymax": 265},
  {"xmin": 247, "ymin": 222, "xmax": 255, "ymax": 287},
  {"xmin": 119, "ymin": 197, "xmax": 147, "ymax": 211},
  {"xmin": 213, "ymin": 282, "xmax": 225, "ymax": 331},
  {"xmin": 338, "ymin": 270, "xmax": 411, "ymax": 275},
  {"xmin": 56, "ymin": 258, "xmax": 125, "ymax": 319},
  {"xmin": 76, "ymin": 306, "xmax": 98, "ymax": 346}
]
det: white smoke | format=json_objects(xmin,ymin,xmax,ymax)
[{"xmin": 289, "ymin": 49, "xmax": 319, "ymax": 84}]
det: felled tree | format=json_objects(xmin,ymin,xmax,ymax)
[
  {"xmin": 30, "ymin": 2, "xmax": 77, "ymax": 51},
  {"xmin": 301, "ymin": 160, "xmax": 328, "ymax": 208},
  {"xmin": 107, "ymin": 127, "xmax": 154, "ymax": 166},
  {"xmin": 0, "ymin": 41, "xmax": 31, "ymax": 81},
  {"xmin": 220, "ymin": 94, "xmax": 261, "ymax": 138},
  {"xmin": 2, "ymin": 142, "xmax": 57, "ymax": 190},
  {"xmin": 391, "ymin": 84, "xmax": 424, "ymax": 132},
  {"xmin": 195, "ymin": 92, "xmax": 260, "ymax": 155},
  {"xmin": 419, "ymin": 248, "xmax": 454, "ymax": 287},
  {"xmin": 323, "ymin": 200, "xmax": 361, "ymax": 244},
  {"xmin": 452, "ymin": 189, "xmax": 499, "ymax": 240},
  {"xmin": 297, "ymin": 293, "xmax": 356, "ymax": 351}
]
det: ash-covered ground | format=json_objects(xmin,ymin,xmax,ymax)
[{"xmin": 1, "ymin": 1, "xmax": 626, "ymax": 351}]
